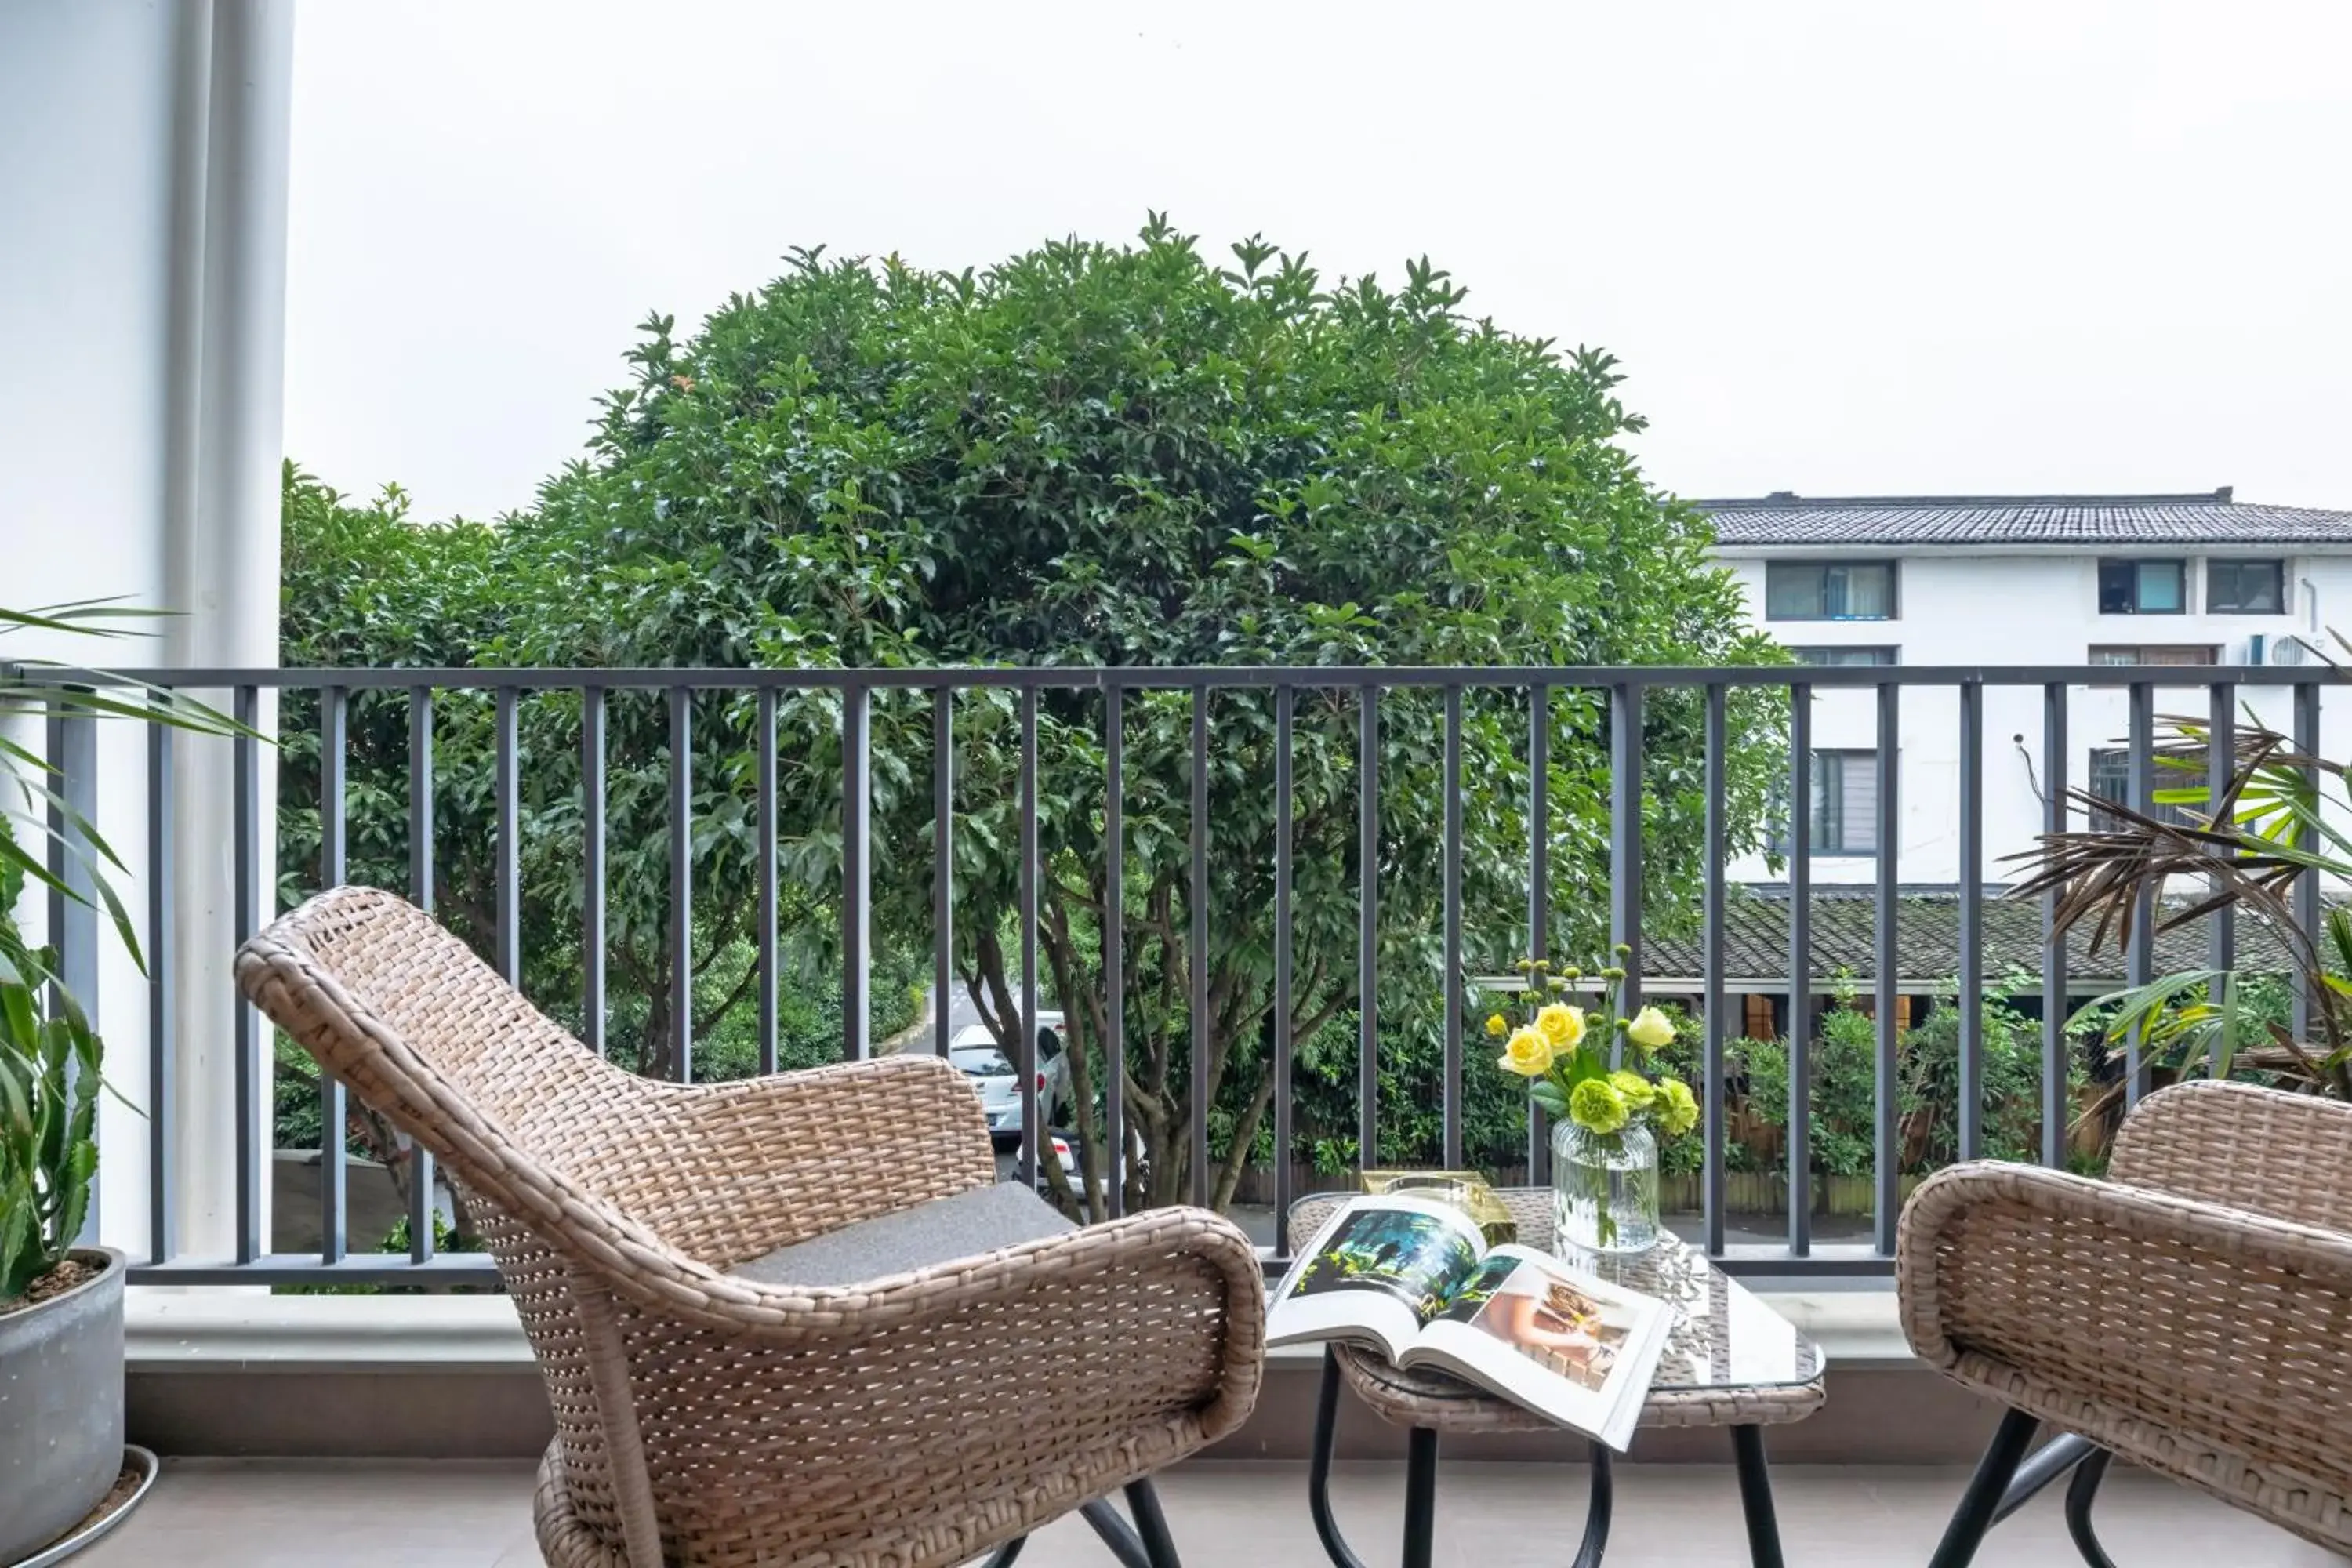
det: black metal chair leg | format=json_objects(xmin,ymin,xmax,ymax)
[
  {"xmin": 1571, "ymin": 1440, "xmax": 1614, "ymax": 1568},
  {"xmin": 1730, "ymin": 1425, "xmax": 1784, "ymax": 1568},
  {"xmin": 1928, "ymin": 1410, "xmax": 2042, "ymax": 1568},
  {"xmin": 978, "ymin": 1537, "xmax": 1026, "ymax": 1567},
  {"xmin": 1307, "ymin": 1348, "xmax": 1369, "ymax": 1568},
  {"xmin": 1123, "ymin": 1478, "xmax": 1183, "ymax": 1568},
  {"xmin": 1402, "ymin": 1426, "xmax": 1440, "ymax": 1568},
  {"xmin": 2063, "ymin": 1449, "xmax": 2118, "ymax": 1568},
  {"xmin": 1991, "ymin": 1432, "xmax": 2100, "ymax": 1526},
  {"xmin": 1077, "ymin": 1497, "xmax": 1155, "ymax": 1568}
]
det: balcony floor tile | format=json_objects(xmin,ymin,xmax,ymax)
[{"xmin": 73, "ymin": 1455, "xmax": 2343, "ymax": 1566}]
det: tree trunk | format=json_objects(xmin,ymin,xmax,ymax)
[{"xmin": 1211, "ymin": 1068, "xmax": 1277, "ymax": 1212}]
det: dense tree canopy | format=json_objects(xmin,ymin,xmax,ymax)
[{"xmin": 281, "ymin": 217, "xmax": 1784, "ymax": 1216}]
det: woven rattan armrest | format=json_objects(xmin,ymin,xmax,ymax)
[
  {"xmin": 2108, "ymin": 1077, "xmax": 2352, "ymax": 1232},
  {"xmin": 1898, "ymin": 1158, "xmax": 2352, "ymax": 1533},
  {"xmin": 563, "ymin": 1202, "xmax": 1267, "ymax": 1501},
  {"xmin": 606, "ymin": 1202, "xmax": 1261, "ymax": 1350}
]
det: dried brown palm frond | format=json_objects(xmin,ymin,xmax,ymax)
[{"xmin": 2003, "ymin": 784, "xmax": 2313, "ymax": 971}]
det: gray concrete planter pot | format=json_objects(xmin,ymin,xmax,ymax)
[{"xmin": 0, "ymin": 1249, "xmax": 125, "ymax": 1566}]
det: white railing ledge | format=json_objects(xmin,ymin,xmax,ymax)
[
  {"xmin": 126, "ymin": 1289, "xmax": 535, "ymax": 1372},
  {"xmin": 128, "ymin": 1284, "xmax": 1915, "ymax": 1374}
]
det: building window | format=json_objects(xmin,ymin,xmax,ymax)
[
  {"xmin": 1765, "ymin": 561, "xmax": 1896, "ymax": 622},
  {"xmin": 1787, "ymin": 645, "xmax": 1899, "ymax": 666},
  {"xmin": 2087, "ymin": 747, "xmax": 2192, "ymax": 829},
  {"xmin": 1770, "ymin": 750, "xmax": 1879, "ymax": 855},
  {"xmin": 2096, "ymin": 558, "xmax": 2185, "ymax": 614},
  {"xmin": 2087, "ymin": 644, "xmax": 2218, "ymax": 666},
  {"xmin": 2207, "ymin": 558, "xmax": 2285, "ymax": 614}
]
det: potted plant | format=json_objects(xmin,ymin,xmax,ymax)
[
  {"xmin": 0, "ymin": 602, "xmax": 244, "ymax": 1562},
  {"xmin": 1488, "ymin": 946, "xmax": 1699, "ymax": 1254},
  {"xmin": 0, "ymin": 838, "xmax": 122, "ymax": 1565}
]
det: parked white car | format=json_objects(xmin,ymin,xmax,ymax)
[{"xmin": 949, "ymin": 1013, "xmax": 1069, "ymax": 1148}]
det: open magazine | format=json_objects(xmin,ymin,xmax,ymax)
[{"xmin": 1269, "ymin": 1194, "xmax": 1672, "ymax": 1451}]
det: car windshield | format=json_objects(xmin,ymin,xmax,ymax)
[{"xmin": 950, "ymin": 1046, "xmax": 1014, "ymax": 1078}]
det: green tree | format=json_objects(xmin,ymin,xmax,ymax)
[
  {"xmin": 283, "ymin": 218, "xmax": 1786, "ymax": 1218},
  {"xmin": 512, "ymin": 218, "xmax": 1784, "ymax": 1214}
]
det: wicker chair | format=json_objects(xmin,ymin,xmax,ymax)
[
  {"xmin": 1899, "ymin": 1077, "xmax": 2352, "ymax": 1566},
  {"xmin": 236, "ymin": 887, "xmax": 1264, "ymax": 1568}
]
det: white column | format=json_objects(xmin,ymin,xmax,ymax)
[{"xmin": 171, "ymin": 0, "xmax": 296, "ymax": 1265}]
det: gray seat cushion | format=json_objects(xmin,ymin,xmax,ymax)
[{"xmin": 728, "ymin": 1181, "xmax": 1076, "ymax": 1287}]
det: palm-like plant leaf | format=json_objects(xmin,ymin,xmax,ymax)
[
  {"xmin": 1, "ymin": 599, "xmax": 258, "ymax": 1299},
  {"xmin": 2013, "ymin": 684, "xmax": 2352, "ymax": 1092}
]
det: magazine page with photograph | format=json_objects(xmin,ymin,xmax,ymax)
[
  {"xmin": 1268, "ymin": 1197, "xmax": 1673, "ymax": 1450},
  {"xmin": 1406, "ymin": 1246, "xmax": 1671, "ymax": 1451},
  {"xmin": 1266, "ymin": 1195, "xmax": 1490, "ymax": 1364}
]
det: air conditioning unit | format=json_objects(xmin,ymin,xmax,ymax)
[{"xmin": 2270, "ymin": 635, "xmax": 2318, "ymax": 667}]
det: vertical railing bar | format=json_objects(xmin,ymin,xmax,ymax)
[
  {"xmin": 1441, "ymin": 684, "xmax": 1465, "ymax": 1169},
  {"xmin": 666, "ymin": 685, "xmax": 693, "ymax": 1082},
  {"xmin": 581, "ymin": 685, "xmax": 607, "ymax": 1059},
  {"xmin": 2125, "ymin": 681, "xmax": 2155, "ymax": 1107},
  {"xmin": 45, "ymin": 709, "xmax": 97, "ymax": 1245},
  {"xmin": 1788, "ymin": 681, "xmax": 1812, "ymax": 1257},
  {"xmin": 1701, "ymin": 684, "xmax": 1727, "ymax": 1256},
  {"xmin": 1273, "ymin": 685, "xmax": 1295, "ymax": 1247},
  {"xmin": 2207, "ymin": 679, "xmax": 2236, "ymax": 1077},
  {"xmin": 1104, "ymin": 684, "xmax": 1125, "ymax": 1216},
  {"xmin": 1018, "ymin": 688, "xmax": 1040, "ymax": 1192},
  {"xmin": 1189, "ymin": 685, "xmax": 1210, "ymax": 1208},
  {"xmin": 1610, "ymin": 681, "xmax": 1645, "ymax": 1050},
  {"xmin": 758, "ymin": 688, "xmax": 779, "ymax": 1075},
  {"xmin": 1528, "ymin": 683, "xmax": 1552, "ymax": 1185},
  {"xmin": 1872, "ymin": 682, "xmax": 1900, "ymax": 1254},
  {"xmin": 841, "ymin": 681, "xmax": 872, "ymax": 1062},
  {"xmin": 2294, "ymin": 682, "xmax": 2321, "ymax": 1046},
  {"xmin": 232, "ymin": 685, "xmax": 261, "ymax": 1265},
  {"xmin": 495, "ymin": 685, "xmax": 521, "ymax": 988},
  {"xmin": 933, "ymin": 689, "xmax": 955, "ymax": 1060},
  {"xmin": 1358, "ymin": 685, "xmax": 1380, "ymax": 1171},
  {"xmin": 408, "ymin": 691, "xmax": 436, "ymax": 907},
  {"xmin": 146, "ymin": 707, "xmax": 176, "ymax": 1266},
  {"xmin": 42, "ymin": 709, "xmax": 62, "ymax": 1006},
  {"xmin": 42, "ymin": 714, "xmax": 78, "ymax": 1008},
  {"xmin": 1958, "ymin": 680, "xmax": 1984, "ymax": 1162},
  {"xmin": 318, "ymin": 686, "xmax": 349, "ymax": 1264},
  {"xmin": 408, "ymin": 687, "xmax": 437, "ymax": 1262},
  {"xmin": 2040, "ymin": 683, "xmax": 2069, "ymax": 1171}
]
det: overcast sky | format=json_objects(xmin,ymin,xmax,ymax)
[{"xmin": 285, "ymin": 2, "xmax": 2352, "ymax": 524}]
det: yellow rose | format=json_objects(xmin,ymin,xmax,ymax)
[
  {"xmin": 1608, "ymin": 1069, "xmax": 1657, "ymax": 1112},
  {"xmin": 1534, "ymin": 1002, "xmax": 1585, "ymax": 1054},
  {"xmin": 1484, "ymin": 1013, "xmax": 1508, "ymax": 1038},
  {"xmin": 1625, "ymin": 1006, "xmax": 1677, "ymax": 1052},
  {"xmin": 1497, "ymin": 1025, "xmax": 1554, "ymax": 1077}
]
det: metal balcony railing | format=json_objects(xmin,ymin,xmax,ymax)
[{"xmin": 24, "ymin": 662, "xmax": 2328, "ymax": 1287}]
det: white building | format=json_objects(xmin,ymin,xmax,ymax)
[{"xmin": 1704, "ymin": 489, "xmax": 2352, "ymax": 888}]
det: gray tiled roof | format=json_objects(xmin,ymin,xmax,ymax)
[
  {"xmin": 1696, "ymin": 489, "xmax": 2352, "ymax": 548},
  {"xmin": 1642, "ymin": 888, "xmax": 2294, "ymax": 989}
]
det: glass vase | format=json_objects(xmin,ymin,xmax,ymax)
[{"xmin": 1552, "ymin": 1118, "xmax": 1661, "ymax": 1255}]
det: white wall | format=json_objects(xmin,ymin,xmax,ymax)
[
  {"xmin": 0, "ymin": 0, "xmax": 293, "ymax": 1265},
  {"xmin": 1719, "ymin": 547, "xmax": 2352, "ymax": 887},
  {"xmin": 0, "ymin": 0, "xmax": 184, "ymax": 1267}
]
